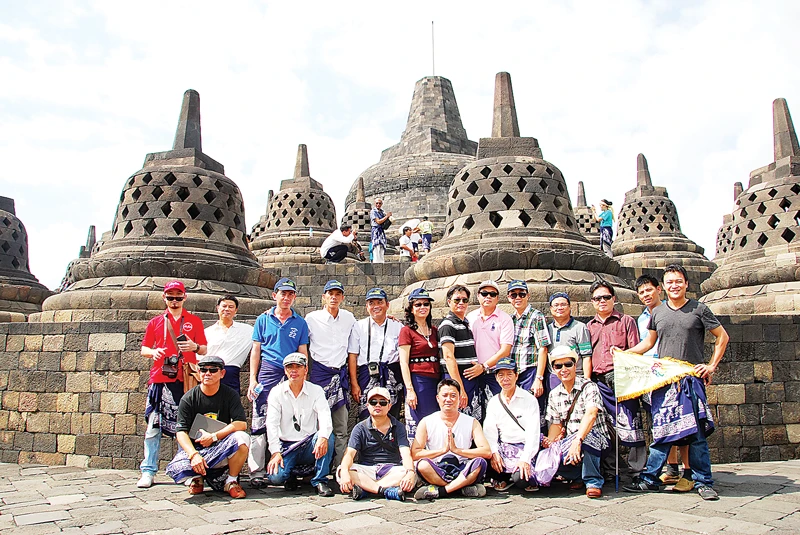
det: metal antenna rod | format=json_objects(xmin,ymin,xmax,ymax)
[{"xmin": 431, "ymin": 21, "xmax": 435, "ymax": 76}]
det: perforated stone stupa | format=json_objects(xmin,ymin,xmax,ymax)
[
  {"xmin": 344, "ymin": 76, "xmax": 477, "ymax": 243},
  {"xmin": 613, "ymin": 154, "xmax": 716, "ymax": 287},
  {"xmin": 574, "ymin": 181, "xmax": 601, "ymax": 247},
  {"xmin": 713, "ymin": 182, "xmax": 743, "ymax": 265},
  {"xmin": 249, "ymin": 144, "xmax": 338, "ymax": 267},
  {"xmin": 399, "ymin": 72, "xmax": 637, "ymax": 317},
  {"xmin": 702, "ymin": 98, "xmax": 800, "ymax": 314},
  {"xmin": 340, "ymin": 176, "xmax": 373, "ymax": 249},
  {"xmin": 37, "ymin": 89, "xmax": 276, "ymax": 321},
  {"xmin": 0, "ymin": 197, "xmax": 51, "ymax": 320}
]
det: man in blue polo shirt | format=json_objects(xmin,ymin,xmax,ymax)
[{"xmin": 247, "ymin": 277, "xmax": 309, "ymax": 488}]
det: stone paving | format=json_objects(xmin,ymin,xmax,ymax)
[{"xmin": 3, "ymin": 461, "xmax": 800, "ymax": 534}]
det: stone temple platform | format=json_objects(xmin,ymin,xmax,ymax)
[{"xmin": 2, "ymin": 461, "xmax": 800, "ymax": 534}]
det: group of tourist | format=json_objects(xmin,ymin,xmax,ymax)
[{"xmin": 136, "ymin": 263, "xmax": 728, "ymax": 503}]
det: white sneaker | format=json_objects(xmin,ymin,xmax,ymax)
[{"xmin": 137, "ymin": 473, "xmax": 154, "ymax": 488}]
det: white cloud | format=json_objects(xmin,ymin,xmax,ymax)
[{"xmin": 0, "ymin": 0, "xmax": 798, "ymax": 289}]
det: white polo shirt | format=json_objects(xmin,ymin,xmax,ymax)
[
  {"xmin": 353, "ymin": 316, "xmax": 403, "ymax": 366},
  {"xmin": 306, "ymin": 308, "xmax": 359, "ymax": 369},
  {"xmin": 204, "ymin": 321, "xmax": 253, "ymax": 368}
]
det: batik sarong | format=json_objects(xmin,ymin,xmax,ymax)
[
  {"xmin": 165, "ymin": 433, "xmax": 241, "ymax": 491},
  {"xmin": 445, "ymin": 366, "xmax": 500, "ymax": 422},
  {"xmin": 597, "ymin": 380, "xmax": 645, "ymax": 447},
  {"xmin": 405, "ymin": 373, "xmax": 440, "ymax": 439},
  {"xmin": 144, "ymin": 381, "xmax": 184, "ymax": 438},
  {"xmin": 309, "ymin": 362, "xmax": 349, "ymax": 412},
  {"xmin": 497, "ymin": 441, "xmax": 527, "ymax": 473},
  {"xmin": 251, "ymin": 361, "xmax": 286, "ymax": 435},
  {"xmin": 647, "ymin": 376, "xmax": 715, "ymax": 445},
  {"xmin": 356, "ymin": 362, "xmax": 404, "ymax": 419}
]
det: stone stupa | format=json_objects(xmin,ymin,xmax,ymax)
[
  {"xmin": 344, "ymin": 76, "xmax": 477, "ymax": 246},
  {"xmin": 249, "ymin": 144, "xmax": 339, "ymax": 267},
  {"xmin": 573, "ymin": 181, "xmax": 601, "ymax": 247},
  {"xmin": 398, "ymin": 72, "xmax": 637, "ymax": 317},
  {"xmin": 340, "ymin": 176, "xmax": 373, "ymax": 250},
  {"xmin": 701, "ymin": 98, "xmax": 800, "ymax": 314},
  {"xmin": 36, "ymin": 89, "xmax": 276, "ymax": 321},
  {"xmin": 713, "ymin": 182, "xmax": 744, "ymax": 265},
  {"xmin": 0, "ymin": 197, "xmax": 51, "ymax": 320},
  {"xmin": 612, "ymin": 153, "xmax": 716, "ymax": 290}
]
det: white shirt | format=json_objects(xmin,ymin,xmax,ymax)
[
  {"xmin": 306, "ymin": 308, "xmax": 359, "ymax": 368},
  {"xmin": 204, "ymin": 321, "xmax": 253, "ymax": 368},
  {"xmin": 399, "ymin": 235, "xmax": 413, "ymax": 257},
  {"xmin": 320, "ymin": 230, "xmax": 354, "ymax": 258},
  {"xmin": 266, "ymin": 380, "xmax": 333, "ymax": 453},
  {"xmin": 353, "ymin": 316, "xmax": 403, "ymax": 366},
  {"xmin": 483, "ymin": 387, "xmax": 541, "ymax": 463}
]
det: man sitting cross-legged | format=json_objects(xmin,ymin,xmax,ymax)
[
  {"xmin": 411, "ymin": 379, "xmax": 492, "ymax": 500},
  {"xmin": 165, "ymin": 355, "xmax": 250, "ymax": 498},
  {"xmin": 266, "ymin": 352, "xmax": 336, "ymax": 497},
  {"xmin": 337, "ymin": 387, "xmax": 416, "ymax": 501}
]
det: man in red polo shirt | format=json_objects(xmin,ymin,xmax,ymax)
[{"xmin": 137, "ymin": 280, "xmax": 208, "ymax": 488}]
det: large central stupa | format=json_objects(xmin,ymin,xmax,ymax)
[{"xmin": 399, "ymin": 73, "xmax": 638, "ymax": 316}]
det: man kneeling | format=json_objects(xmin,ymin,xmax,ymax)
[
  {"xmin": 166, "ymin": 355, "xmax": 249, "ymax": 498},
  {"xmin": 411, "ymin": 379, "xmax": 492, "ymax": 500},
  {"xmin": 338, "ymin": 387, "xmax": 416, "ymax": 501},
  {"xmin": 543, "ymin": 347, "xmax": 610, "ymax": 499}
]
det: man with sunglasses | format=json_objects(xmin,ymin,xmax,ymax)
[
  {"xmin": 438, "ymin": 285, "xmax": 476, "ymax": 414},
  {"xmin": 248, "ymin": 277, "xmax": 309, "ymax": 489},
  {"xmin": 338, "ymin": 387, "xmax": 415, "ymax": 501},
  {"xmin": 138, "ymin": 280, "xmax": 208, "ymax": 489},
  {"xmin": 166, "ymin": 356, "xmax": 249, "ymax": 498},
  {"xmin": 544, "ymin": 347, "xmax": 609, "ymax": 498},
  {"xmin": 586, "ymin": 281, "xmax": 646, "ymax": 480},
  {"xmin": 464, "ymin": 281, "xmax": 514, "ymax": 420},
  {"xmin": 350, "ymin": 287, "xmax": 404, "ymax": 421},
  {"xmin": 266, "ymin": 352, "xmax": 335, "ymax": 496}
]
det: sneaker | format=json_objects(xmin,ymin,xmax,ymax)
[
  {"xmin": 460, "ymin": 484, "xmax": 486, "ymax": 498},
  {"xmin": 137, "ymin": 473, "xmax": 154, "ymax": 488},
  {"xmin": 672, "ymin": 477, "xmax": 695, "ymax": 493},
  {"xmin": 414, "ymin": 485, "xmax": 439, "ymax": 501},
  {"xmin": 284, "ymin": 478, "xmax": 299, "ymax": 491},
  {"xmin": 350, "ymin": 485, "xmax": 367, "ymax": 501},
  {"xmin": 315, "ymin": 481, "xmax": 334, "ymax": 497},
  {"xmin": 622, "ymin": 477, "xmax": 661, "ymax": 493},
  {"xmin": 383, "ymin": 487, "xmax": 405, "ymax": 501},
  {"xmin": 224, "ymin": 481, "xmax": 247, "ymax": 499},
  {"xmin": 697, "ymin": 485, "xmax": 718, "ymax": 501}
]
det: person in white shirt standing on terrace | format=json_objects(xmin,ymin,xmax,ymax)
[
  {"xmin": 204, "ymin": 295, "xmax": 253, "ymax": 394},
  {"xmin": 320, "ymin": 224, "xmax": 360, "ymax": 264},
  {"xmin": 483, "ymin": 356, "xmax": 541, "ymax": 492},
  {"xmin": 306, "ymin": 280, "xmax": 359, "ymax": 468}
]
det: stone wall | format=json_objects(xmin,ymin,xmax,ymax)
[{"xmin": 0, "ymin": 314, "xmax": 798, "ymax": 468}]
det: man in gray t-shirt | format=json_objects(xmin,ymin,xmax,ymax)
[{"xmin": 648, "ymin": 300, "xmax": 721, "ymax": 365}]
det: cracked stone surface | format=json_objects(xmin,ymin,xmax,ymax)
[{"xmin": 2, "ymin": 461, "xmax": 800, "ymax": 534}]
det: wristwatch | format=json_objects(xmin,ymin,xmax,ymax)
[
  {"xmin": 536, "ymin": 375, "xmax": 544, "ymax": 381},
  {"xmin": 482, "ymin": 363, "xmax": 490, "ymax": 374},
  {"xmin": 211, "ymin": 433, "xmax": 218, "ymax": 443}
]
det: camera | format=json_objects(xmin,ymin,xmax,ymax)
[
  {"xmin": 368, "ymin": 362, "xmax": 379, "ymax": 378},
  {"xmin": 162, "ymin": 354, "xmax": 181, "ymax": 379}
]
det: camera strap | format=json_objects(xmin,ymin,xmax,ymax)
[
  {"xmin": 164, "ymin": 314, "xmax": 185, "ymax": 356},
  {"xmin": 367, "ymin": 320, "xmax": 389, "ymax": 364}
]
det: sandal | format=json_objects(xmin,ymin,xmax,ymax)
[
  {"xmin": 494, "ymin": 480, "xmax": 511, "ymax": 492},
  {"xmin": 188, "ymin": 477, "xmax": 204, "ymax": 495},
  {"xmin": 569, "ymin": 481, "xmax": 584, "ymax": 491},
  {"xmin": 524, "ymin": 485, "xmax": 539, "ymax": 492}
]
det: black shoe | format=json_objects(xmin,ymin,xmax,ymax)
[
  {"xmin": 284, "ymin": 478, "xmax": 299, "ymax": 491},
  {"xmin": 622, "ymin": 477, "xmax": 661, "ymax": 493},
  {"xmin": 315, "ymin": 481, "xmax": 334, "ymax": 497}
]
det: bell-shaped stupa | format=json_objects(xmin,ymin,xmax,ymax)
[
  {"xmin": 712, "ymin": 182, "xmax": 743, "ymax": 265},
  {"xmin": 344, "ymin": 76, "xmax": 477, "ymax": 246},
  {"xmin": 612, "ymin": 154, "xmax": 716, "ymax": 289},
  {"xmin": 702, "ymin": 98, "xmax": 800, "ymax": 314},
  {"xmin": 340, "ymin": 177, "xmax": 373, "ymax": 250},
  {"xmin": 574, "ymin": 181, "xmax": 601, "ymax": 247},
  {"xmin": 399, "ymin": 72, "xmax": 637, "ymax": 317},
  {"xmin": 249, "ymin": 144, "xmax": 339, "ymax": 266},
  {"xmin": 0, "ymin": 197, "xmax": 51, "ymax": 320},
  {"xmin": 36, "ymin": 90, "xmax": 276, "ymax": 321}
]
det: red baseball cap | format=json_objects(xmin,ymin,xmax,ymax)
[{"xmin": 163, "ymin": 280, "xmax": 186, "ymax": 293}]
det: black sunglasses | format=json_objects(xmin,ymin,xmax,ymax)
[
  {"xmin": 553, "ymin": 361, "xmax": 575, "ymax": 370},
  {"xmin": 591, "ymin": 295, "xmax": 613, "ymax": 302},
  {"xmin": 198, "ymin": 367, "xmax": 221, "ymax": 374},
  {"xmin": 508, "ymin": 292, "xmax": 527, "ymax": 299},
  {"xmin": 450, "ymin": 297, "xmax": 469, "ymax": 304},
  {"xmin": 165, "ymin": 296, "xmax": 185, "ymax": 301},
  {"xmin": 413, "ymin": 302, "xmax": 430, "ymax": 308},
  {"xmin": 369, "ymin": 399, "xmax": 389, "ymax": 407},
  {"xmin": 292, "ymin": 414, "xmax": 301, "ymax": 432},
  {"xmin": 479, "ymin": 291, "xmax": 498, "ymax": 298}
]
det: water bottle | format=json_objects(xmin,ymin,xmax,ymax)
[{"xmin": 249, "ymin": 382, "xmax": 263, "ymax": 401}]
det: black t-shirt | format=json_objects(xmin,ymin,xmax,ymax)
[
  {"xmin": 176, "ymin": 384, "xmax": 247, "ymax": 447},
  {"xmin": 648, "ymin": 299, "xmax": 722, "ymax": 365},
  {"xmin": 348, "ymin": 415, "xmax": 409, "ymax": 465}
]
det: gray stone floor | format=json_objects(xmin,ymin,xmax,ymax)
[{"xmin": 3, "ymin": 461, "xmax": 800, "ymax": 534}]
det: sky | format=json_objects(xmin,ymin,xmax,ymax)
[{"xmin": 1, "ymin": 0, "xmax": 798, "ymax": 290}]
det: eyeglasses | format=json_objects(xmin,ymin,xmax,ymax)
[
  {"xmin": 198, "ymin": 367, "xmax": 221, "ymax": 374},
  {"xmin": 591, "ymin": 295, "xmax": 614, "ymax": 302},
  {"xmin": 450, "ymin": 297, "xmax": 469, "ymax": 304},
  {"xmin": 292, "ymin": 414, "xmax": 301, "ymax": 432},
  {"xmin": 369, "ymin": 399, "xmax": 389, "ymax": 407},
  {"xmin": 479, "ymin": 291, "xmax": 498, "ymax": 298},
  {"xmin": 508, "ymin": 292, "xmax": 527, "ymax": 299},
  {"xmin": 413, "ymin": 302, "xmax": 430, "ymax": 308},
  {"xmin": 165, "ymin": 296, "xmax": 185, "ymax": 301},
  {"xmin": 553, "ymin": 361, "xmax": 575, "ymax": 370}
]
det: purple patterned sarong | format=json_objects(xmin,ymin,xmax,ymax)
[
  {"xmin": 144, "ymin": 382, "xmax": 184, "ymax": 438},
  {"xmin": 356, "ymin": 362, "xmax": 403, "ymax": 419},
  {"xmin": 165, "ymin": 433, "xmax": 242, "ymax": 491},
  {"xmin": 405, "ymin": 373, "xmax": 440, "ymax": 439},
  {"xmin": 647, "ymin": 376, "xmax": 715, "ymax": 445},
  {"xmin": 309, "ymin": 361, "xmax": 349, "ymax": 412},
  {"xmin": 596, "ymin": 380, "xmax": 645, "ymax": 447},
  {"xmin": 251, "ymin": 361, "xmax": 286, "ymax": 435}
]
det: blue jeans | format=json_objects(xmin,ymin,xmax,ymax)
[
  {"xmin": 639, "ymin": 426, "xmax": 713, "ymax": 488},
  {"xmin": 557, "ymin": 448, "xmax": 603, "ymax": 489},
  {"xmin": 140, "ymin": 412, "xmax": 161, "ymax": 475},
  {"xmin": 266, "ymin": 432, "xmax": 335, "ymax": 487}
]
